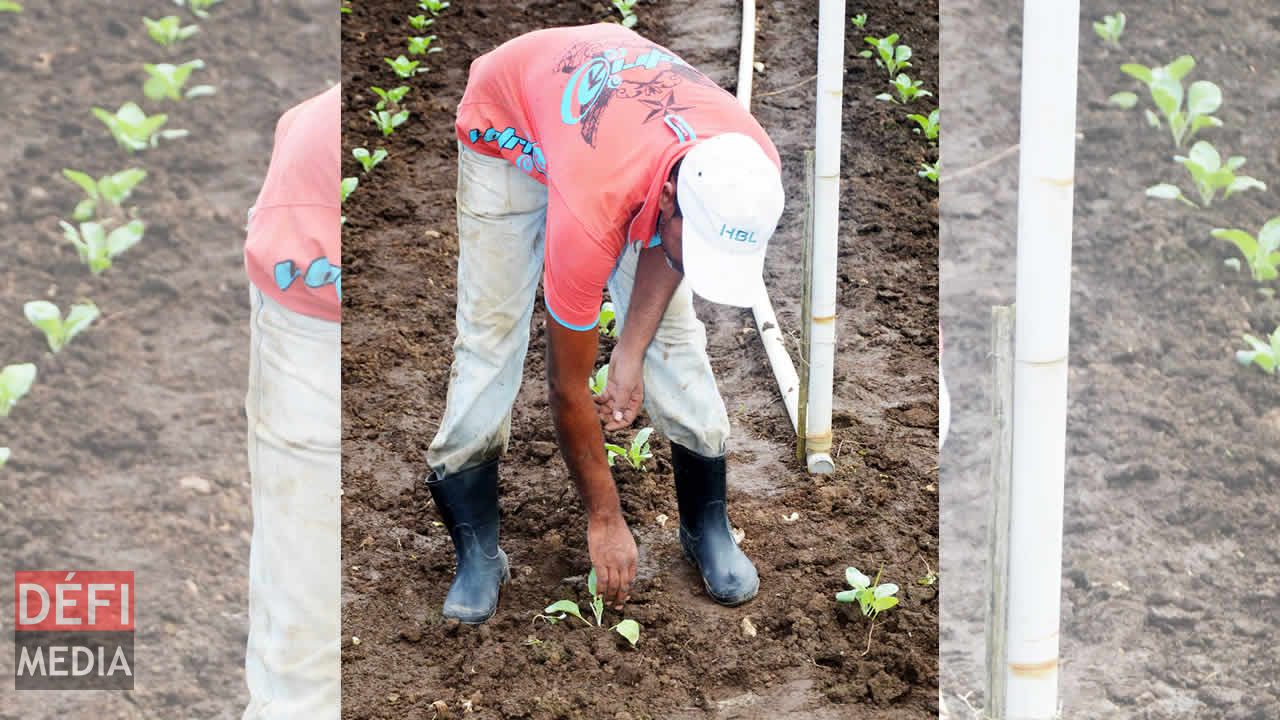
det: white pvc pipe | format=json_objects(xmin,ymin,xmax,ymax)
[
  {"xmin": 1003, "ymin": 1, "xmax": 1079, "ymax": 717},
  {"xmin": 802, "ymin": 0, "xmax": 844, "ymax": 475}
]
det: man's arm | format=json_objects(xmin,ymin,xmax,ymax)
[
  {"xmin": 597, "ymin": 243, "xmax": 683, "ymax": 430},
  {"xmin": 545, "ymin": 316, "xmax": 637, "ymax": 608}
]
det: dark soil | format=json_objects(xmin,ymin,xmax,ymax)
[
  {"xmin": 941, "ymin": 2, "xmax": 1280, "ymax": 718},
  {"xmin": 342, "ymin": 1, "xmax": 938, "ymax": 718},
  {"xmin": 0, "ymin": 1, "xmax": 336, "ymax": 717}
]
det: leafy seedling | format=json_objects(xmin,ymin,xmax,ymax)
[
  {"xmin": 92, "ymin": 103, "xmax": 187, "ymax": 152},
  {"xmin": 1146, "ymin": 141, "xmax": 1265, "ymax": 208},
  {"xmin": 612, "ymin": 0, "xmax": 638, "ymax": 28},
  {"xmin": 1237, "ymin": 328, "xmax": 1280, "ymax": 374},
  {"xmin": 62, "ymin": 168, "xmax": 146, "ymax": 222},
  {"xmin": 0, "ymin": 363, "xmax": 37, "ymax": 418},
  {"xmin": 589, "ymin": 363, "xmax": 609, "ymax": 396},
  {"xmin": 408, "ymin": 14, "xmax": 434, "ymax": 30},
  {"xmin": 24, "ymin": 301, "xmax": 99, "ymax": 354},
  {"xmin": 352, "ymin": 147, "xmax": 388, "ymax": 174},
  {"xmin": 850, "ymin": 13, "xmax": 867, "ymax": 29},
  {"xmin": 0, "ymin": 1, "xmax": 22, "ymax": 11},
  {"xmin": 1121, "ymin": 56, "xmax": 1222, "ymax": 147},
  {"xmin": 143, "ymin": 60, "xmax": 215, "ymax": 101},
  {"xmin": 341, "ymin": 177, "xmax": 358, "ymax": 203},
  {"xmin": 586, "ymin": 568, "xmax": 606, "ymax": 625},
  {"xmin": 918, "ymin": 161, "xmax": 938, "ymax": 183},
  {"xmin": 877, "ymin": 73, "xmax": 931, "ymax": 104},
  {"xmin": 370, "ymin": 85, "xmax": 410, "ymax": 111},
  {"xmin": 385, "ymin": 55, "xmax": 422, "ymax": 78},
  {"xmin": 864, "ymin": 34, "xmax": 911, "ymax": 78},
  {"xmin": 407, "ymin": 35, "xmax": 442, "ymax": 56},
  {"xmin": 540, "ymin": 599, "xmax": 592, "ymax": 627},
  {"xmin": 598, "ymin": 300, "xmax": 618, "ymax": 337},
  {"xmin": 1093, "ymin": 12, "xmax": 1125, "ymax": 48},
  {"xmin": 539, "ymin": 570, "xmax": 641, "ymax": 647},
  {"xmin": 60, "ymin": 220, "xmax": 145, "ymax": 274},
  {"xmin": 606, "ymin": 427, "xmax": 654, "ymax": 470},
  {"xmin": 837, "ymin": 566, "xmax": 900, "ymax": 655},
  {"xmin": 370, "ymin": 109, "xmax": 410, "ymax": 136},
  {"xmin": 172, "ymin": 0, "xmax": 221, "ymax": 19},
  {"xmin": 144, "ymin": 15, "xmax": 199, "ymax": 47},
  {"xmin": 1212, "ymin": 218, "xmax": 1280, "ymax": 282},
  {"xmin": 906, "ymin": 108, "xmax": 939, "ymax": 141},
  {"xmin": 419, "ymin": 0, "xmax": 449, "ymax": 15}
]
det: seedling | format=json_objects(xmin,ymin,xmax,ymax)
[
  {"xmin": 370, "ymin": 85, "xmax": 410, "ymax": 111},
  {"xmin": 612, "ymin": 0, "xmax": 638, "ymax": 28},
  {"xmin": 589, "ymin": 364, "xmax": 609, "ymax": 396},
  {"xmin": 341, "ymin": 1, "xmax": 351, "ymax": 13},
  {"xmin": 1237, "ymin": 328, "xmax": 1280, "ymax": 374},
  {"xmin": 877, "ymin": 73, "xmax": 931, "ymax": 104},
  {"xmin": 408, "ymin": 14, "xmax": 434, "ymax": 30},
  {"xmin": 0, "ymin": 1, "xmax": 22, "ymax": 11},
  {"xmin": 906, "ymin": 108, "xmax": 939, "ymax": 141},
  {"xmin": 918, "ymin": 161, "xmax": 938, "ymax": 183},
  {"xmin": 419, "ymin": 0, "xmax": 449, "ymax": 15},
  {"xmin": 597, "ymin": 301, "xmax": 618, "ymax": 337},
  {"xmin": 143, "ymin": 16, "xmax": 199, "ymax": 47},
  {"xmin": 0, "ymin": 363, "xmax": 36, "ymax": 417},
  {"xmin": 537, "ymin": 569, "xmax": 641, "ymax": 648},
  {"xmin": 1146, "ymin": 141, "xmax": 1264, "ymax": 208},
  {"xmin": 341, "ymin": 177, "xmax": 358, "ymax": 203},
  {"xmin": 352, "ymin": 148, "xmax": 388, "ymax": 174},
  {"xmin": 1212, "ymin": 218, "xmax": 1280, "ymax": 282},
  {"xmin": 172, "ymin": 0, "xmax": 221, "ymax": 18},
  {"xmin": 864, "ymin": 34, "xmax": 911, "ymax": 78},
  {"xmin": 407, "ymin": 35, "xmax": 442, "ymax": 56},
  {"xmin": 1121, "ymin": 56, "xmax": 1222, "ymax": 147},
  {"xmin": 370, "ymin": 109, "xmax": 409, "ymax": 136},
  {"xmin": 605, "ymin": 427, "xmax": 653, "ymax": 470},
  {"xmin": 24, "ymin": 301, "xmax": 99, "ymax": 353},
  {"xmin": 143, "ymin": 60, "xmax": 215, "ymax": 101},
  {"xmin": 385, "ymin": 55, "xmax": 422, "ymax": 78},
  {"xmin": 92, "ymin": 103, "xmax": 187, "ymax": 152},
  {"xmin": 62, "ymin": 168, "xmax": 146, "ymax": 222},
  {"xmin": 60, "ymin": 219, "xmax": 145, "ymax": 274},
  {"xmin": 850, "ymin": 13, "xmax": 867, "ymax": 29},
  {"xmin": 0, "ymin": 447, "xmax": 9, "ymax": 468},
  {"xmin": 1093, "ymin": 12, "xmax": 1125, "ymax": 48},
  {"xmin": 836, "ymin": 566, "xmax": 899, "ymax": 618}
]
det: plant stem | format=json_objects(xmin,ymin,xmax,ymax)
[{"xmin": 862, "ymin": 619, "xmax": 876, "ymax": 656}]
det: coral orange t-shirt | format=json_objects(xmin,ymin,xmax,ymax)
[
  {"xmin": 455, "ymin": 24, "xmax": 780, "ymax": 330},
  {"xmin": 244, "ymin": 84, "xmax": 341, "ymax": 322}
]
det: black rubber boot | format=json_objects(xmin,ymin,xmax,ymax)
[
  {"xmin": 426, "ymin": 459, "xmax": 510, "ymax": 624},
  {"xmin": 671, "ymin": 443, "xmax": 760, "ymax": 606}
]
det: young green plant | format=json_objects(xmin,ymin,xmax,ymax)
[
  {"xmin": 612, "ymin": 0, "xmax": 638, "ymax": 28},
  {"xmin": 538, "ymin": 568, "xmax": 641, "ymax": 648},
  {"xmin": 1212, "ymin": 218, "xmax": 1280, "ymax": 283},
  {"xmin": 419, "ymin": 0, "xmax": 449, "ymax": 15},
  {"xmin": 837, "ymin": 566, "xmax": 900, "ymax": 654},
  {"xmin": 62, "ymin": 168, "xmax": 146, "ymax": 222},
  {"xmin": 143, "ymin": 60, "xmax": 215, "ymax": 101},
  {"xmin": 385, "ymin": 55, "xmax": 422, "ymax": 78},
  {"xmin": 92, "ymin": 103, "xmax": 187, "ymax": 152},
  {"xmin": 877, "ymin": 73, "xmax": 931, "ymax": 104},
  {"xmin": 589, "ymin": 364, "xmax": 609, "ymax": 397},
  {"xmin": 850, "ymin": 13, "xmax": 867, "ymax": 29},
  {"xmin": 1121, "ymin": 56, "xmax": 1222, "ymax": 147},
  {"xmin": 352, "ymin": 148, "xmax": 388, "ymax": 174},
  {"xmin": 863, "ymin": 34, "xmax": 911, "ymax": 78},
  {"xmin": 173, "ymin": 0, "xmax": 221, "ymax": 18},
  {"xmin": 407, "ymin": 35, "xmax": 442, "ymax": 56},
  {"xmin": 919, "ymin": 161, "xmax": 938, "ymax": 183},
  {"xmin": 144, "ymin": 16, "xmax": 199, "ymax": 47},
  {"xmin": 24, "ymin": 301, "xmax": 99, "ymax": 354},
  {"xmin": 370, "ymin": 109, "xmax": 409, "ymax": 136},
  {"xmin": 597, "ymin": 300, "xmax": 618, "ymax": 337},
  {"xmin": 408, "ymin": 14, "xmax": 434, "ymax": 30},
  {"xmin": 1146, "ymin": 141, "xmax": 1264, "ymax": 208},
  {"xmin": 1237, "ymin": 328, "xmax": 1280, "ymax": 375},
  {"xmin": 907, "ymin": 108, "xmax": 939, "ymax": 141},
  {"xmin": 0, "ymin": 363, "xmax": 37, "ymax": 417},
  {"xmin": 605, "ymin": 427, "xmax": 653, "ymax": 470},
  {"xmin": 369, "ymin": 85, "xmax": 410, "ymax": 111},
  {"xmin": 1092, "ymin": 12, "xmax": 1125, "ymax": 48},
  {"xmin": 60, "ymin": 220, "xmax": 145, "ymax": 274}
]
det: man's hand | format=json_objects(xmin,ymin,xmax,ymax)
[
  {"xmin": 587, "ymin": 510, "xmax": 638, "ymax": 609},
  {"xmin": 595, "ymin": 344, "xmax": 644, "ymax": 431}
]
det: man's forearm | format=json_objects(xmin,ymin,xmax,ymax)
[
  {"xmin": 616, "ymin": 243, "xmax": 683, "ymax": 359},
  {"xmin": 550, "ymin": 387, "xmax": 621, "ymax": 517}
]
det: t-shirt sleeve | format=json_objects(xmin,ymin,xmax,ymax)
[{"xmin": 543, "ymin": 192, "xmax": 618, "ymax": 331}]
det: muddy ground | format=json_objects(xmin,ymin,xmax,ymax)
[
  {"xmin": 342, "ymin": 0, "xmax": 938, "ymax": 718},
  {"xmin": 0, "ymin": 1, "xmax": 336, "ymax": 717},
  {"xmin": 940, "ymin": 1, "xmax": 1280, "ymax": 718}
]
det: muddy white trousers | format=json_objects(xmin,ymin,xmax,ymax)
[
  {"xmin": 427, "ymin": 144, "xmax": 731, "ymax": 478},
  {"xmin": 243, "ymin": 286, "xmax": 341, "ymax": 719}
]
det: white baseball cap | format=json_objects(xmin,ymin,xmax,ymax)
[{"xmin": 676, "ymin": 132, "xmax": 785, "ymax": 307}]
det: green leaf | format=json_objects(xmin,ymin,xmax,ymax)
[
  {"xmin": 0, "ymin": 1, "xmax": 23, "ymax": 12},
  {"xmin": 612, "ymin": 618, "xmax": 640, "ymax": 647},
  {"xmin": 1120, "ymin": 63, "xmax": 1152, "ymax": 85},
  {"xmin": 62, "ymin": 169, "xmax": 99, "ymax": 199},
  {"xmin": 1166, "ymin": 55, "xmax": 1196, "ymax": 81},
  {"xmin": 835, "ymin": 589, "xmax": 858, "ymax": 603},
  {"xmin": 591, "ymin": 594, "xmax": 604, "ymax": 626},
  {"xmin": 632, "ymin": 427, "xmax": 654, "ymax": 453},
  {"xmin": 846, "ymin": 566, "xmax": 870, "ymax": 590},
  {"xmin": 544, "ymin": 600, "xmax": 588, "ymax": 625},
  {"xmin": 1225, "ymin": 176, "xmax": 1265, "ymax": 198},
  {"xmin": 587, "ymin": 567, "xmax": 598, "ymax": 597},
  {"xmin": 106, "ymin": 220, "xmax": 145, "ymax": 259},
  {"xmin": 63, "ymin": 302, "xmax": 100, "ymax": 344},
  {"xmin": 874, "ymin": 582, "xmax": 899, "ymax": 598},
  {"xmin": 24, "ymin": 301, "xmax": 64, "ymax": 351},
  {"xmin": 0, "ymin": 447, "xmax": 9, "ymax": 467},
  {"xmin": 1107, "ymin": 92, "xmax": 1138, "ymax": 109},
  {"xmin": 872, "ymin": 596, "xmax": 900, "ymax": 612},
  {"xmin": 1145, "ymin": 184, "xmax": 1183, "ymax": 202},
  {"xmin": 1212, "ymin": 229, "xmax": 1258, "ymax": 261},
  {"xmin": 0, "ymin": 363, "xmax": 37, "ymax": 416},
  {"xmin": 1186, "ymin": 81, "xmax": 1221, "ymax": 116}
]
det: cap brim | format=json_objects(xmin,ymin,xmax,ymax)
[{"xmin": 680, "ymin": 221, "xmax": 767, "ymax": 308}]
